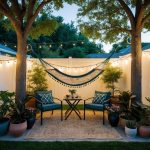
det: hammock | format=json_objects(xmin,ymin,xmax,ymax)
[{"xmin": 37, "ymin": 50, "xmax": 115, "ymax": 87}]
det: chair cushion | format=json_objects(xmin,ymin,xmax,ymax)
[
  {"xmin": 35, "ymin": 91, "xmax": 54, "ymax": 104},
  {"xmin": 37, "ymin": 103, "xmax": 61, "ymax": 111},
  {"xmin": 85, "ymin": 103, "xmax": 109, "ymax": 111},
  {"xmin": 92, "ymin": 91, "xmax": 111, "ymax": 104}
]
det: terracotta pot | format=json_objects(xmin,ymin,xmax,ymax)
[
  {"xmin": 138, "ymin": 126, "xmax": 150, "ymax": 138},
  {"xmin": 119, "ymin": 117, "xmax": 126, "ymax": 128},
  {"xmin": 9, "ymin": 120, "xmax": 27, "ymax": 137},
  {"xmin": 25, "ymin": 97, "xmax": 36, "ymax": 108},
  {"xmin": 125, "ymin": 126, "xmax": 137, "ymax": 137}
]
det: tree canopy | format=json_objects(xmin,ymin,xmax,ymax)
[
  {"xmin": 77, "ymin": 0, "xmax": 150, "ymax": 42},
  {"xmin": 0, "ymin": 14, "xmax": 104, "ymax": 58}
]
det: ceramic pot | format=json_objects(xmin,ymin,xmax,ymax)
[
  {"xmin": 138, "ymin": 126, "xmax": 150, "ymax": 138},
  {"xmin": 119, "ymin": 117, "xmax": 127, "ymax": 128},
  {"xmin": 9, "ymin": 120, "xmax": 27, "ymax": 137},
  {"xmin": 108, "ymin": 112, "xmax": 119, "ymax": 127},
  {"xmin": 125, "ymin": 126, "xmax": 137, "ymax": 137},
  {"xmin": 27, "ymin": 118, "xmax": 36, "ymax": 129},
  {"xmin": 0, "ymin": 118, "xmax": 10, "ymax": 136}
]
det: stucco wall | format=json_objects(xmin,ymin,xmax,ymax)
[{"xmin": 0, "ymin": 51, "xmax": 150, "ymax": 104}]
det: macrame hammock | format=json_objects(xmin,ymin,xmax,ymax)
[{"xmin": 34, "ymin": 50, "xmax": 115, "ymax": 87}]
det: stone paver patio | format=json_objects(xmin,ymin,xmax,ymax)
[{"xmin": 0, "ymin": 110, "xmax": 150, "ymax": 142}]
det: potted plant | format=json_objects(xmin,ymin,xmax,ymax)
[
  {"xmin": 107, "ymin": 104, "xmax": 120, "ymax": 127},
  {"xmin": 119, "ymin": 91, "xmax": 134, "ymax": 127},
  {"xmin": 101, "ymin": 64, "xmax": 122, "ymax": 96},
  {"xmin": 25, "ymin": 107, "xmax": 36, "ymax": 129},
  {"xmin": 69, "ymin": 89, "xmax": 77, "ymax": 98},
  {"xmin": 0, "ymin": 91, "xmax": 15, "ymax": 136},
  {"xmin": 125, "ymin": 120, "xmax": 137, "ymax": 137},
  {"xmin": 137, "ymin": 97, "xmax": 150, "ymax": 137},
  {"xmin": 9, "ymin": 101, "xmax": 27, "ymax": 137},
  {"xmin": 26, "ymin": 62, "xmax": 48, "ymax": 108}
]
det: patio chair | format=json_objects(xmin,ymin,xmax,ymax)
[
  {"xmin": 35, "ymin": 90, "xmax": 63, "ymax": 125},
  {"xmin": 84, "ymin": 91, "xmax": 111, "ymax": 125}
]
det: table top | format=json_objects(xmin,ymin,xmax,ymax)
[{"xmin": 63, "ymin": 95, "xmax": 82, "ymax": 101}]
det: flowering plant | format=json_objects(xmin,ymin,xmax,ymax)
[
  {"xmin": 107, "ymin": 104, "xmax": 120, "ymax": 114},
  {"xmin": 25, "ymin": 107, "xmax": 36, "ymax": 119}
]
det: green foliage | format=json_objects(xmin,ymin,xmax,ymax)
[
  {"xmin": 29, "ymin": 13, "xmax": 59, "ymax": 39},
  {"xmin": 63, "ymin": 47, "xmax": 86, "ymax": 58},
  {"xmin": 126, "ymin": 120, "xmax": 136, "ymax": 129},
  {"xmin": 137, "ymin": 98, "xmax": 150, "ymax": 126},
  {"xmin": 0, "ymin": 14, "xmax": 104, "ymax": 58},
  {"xmin": 101, "ymin": 64, "xmax": 122, "ymax": 94},
  {"xmin": 77, "ymin": 1, "xmax": 150, "ymax": 43},
  {"xmin": 10, "ymin": 100, "xmax": 26, "ymax": 124},
  {"xmin": 0, "ymin": 91, "xmax": 15, "ymax": 120},
  {"xmin": 119, "ymin": 91, "xmax": 134, "ymax": 120},
  {"xmin": 27, "ymin": 62, "xmax": 48, "ymax": 94},
  {"xmin": 1, "ymin": 141, "xmax": 150, "ymax": 150},
  {"xmin": 69, "ymin": 89, "xmax": 76, "ymax": 95},
  {"xmin": 39, "ymin": 45, "xmax": 61, "ymax": 58}
]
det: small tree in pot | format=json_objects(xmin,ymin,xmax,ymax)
[
  {"xmin": 101, "ymin": 64, "xmax": 122, "ymax": 96},
  {"xmin": 26, "ymin": 62, "xmax": 48, "ymax": 108}
]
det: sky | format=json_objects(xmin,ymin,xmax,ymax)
[{"xmin": 52, "ymin": 3, "xmax": 150, "ymax": 52}]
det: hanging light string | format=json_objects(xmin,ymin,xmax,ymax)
[{"xmin": 2, "ymin": 40, "xmax": 86, "ymax": 49}]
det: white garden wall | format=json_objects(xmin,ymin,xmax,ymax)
[{"xmin": 0, "ymin": 50, "xmax": 150, "ymax": 105}]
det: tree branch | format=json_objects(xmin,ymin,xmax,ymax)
[
  {"xmin": 117, "ymin": 0, "xmax": 135, "ymax": 28},
  {"xmin": 142, "ymin": 11, "xmax": 150, "ymax": 25},
  {"xmin": 11, "ymin": 0, "xmax": 22, "ymax": 21},
  {"xmin": 25, "ymin": 0, "xmax": 52, "ymax": 36},
  {"xmin": 144, "ymin": 0, "xmax": 150, "ymax": 7},
  {"xmin": 0, "ymin": 1, "xmax": 21, "ymax": 31}
]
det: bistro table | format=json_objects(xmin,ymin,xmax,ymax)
[{"xmin": 64, "ymin": 95, "xmax": 82, "ymax": 120}]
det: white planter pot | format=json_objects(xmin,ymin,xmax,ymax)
[{"xmin": 125, "ymin": 126, "xmax": 137, "ymax": 138}]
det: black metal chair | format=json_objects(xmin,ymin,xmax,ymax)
[
  {"xmin": 35, "ymin": 90, "xmax": 63, "ymax": 125},
  {"xmin": 84, "ymin": 91, "xmax": 111, "ymax": 124}
]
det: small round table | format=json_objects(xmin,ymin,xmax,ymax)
[{"xmin": 64, "ymin": 96, "xmax": 82, "ymax": 120}]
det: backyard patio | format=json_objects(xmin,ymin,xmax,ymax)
[{"xmin": 1, "ymin": 1, "xmax": 150, "ymax": 150}]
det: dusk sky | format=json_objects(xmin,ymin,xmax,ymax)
[{"xmin": 53, "ymin": 3, "xmax": 150, "ymax": 52}]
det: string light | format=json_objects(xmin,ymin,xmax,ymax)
[{"xmin": 2, "ymin": 40, "xmax": 86, "ymax": 49}]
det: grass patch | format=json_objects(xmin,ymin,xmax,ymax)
[
  {"xmin": 63, "ymin": 104, "xmax": 84, "ymax": 110},
  {"xmin": 0, "ymin": 141, "xmax": 149, "ymax": 150}
]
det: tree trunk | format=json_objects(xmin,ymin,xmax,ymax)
[
  {"xmin": 15, "ymin": 32, "xmax": 27, "ymax": 102},
  {"xmin": 131, "ymin": 29, "xmax": 142, "ymax": 102}
]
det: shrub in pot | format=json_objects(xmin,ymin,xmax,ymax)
[
  {"xmin": 0, "ymin": 91, "xmax": 15, "ymax": 136},
  {"xmin": 9, "ymin": 101, "xmax": 27, "ymax": 137},
  {"xmin": 125, "ymin": 120, "xmax": 137, "ymax": 137}
]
